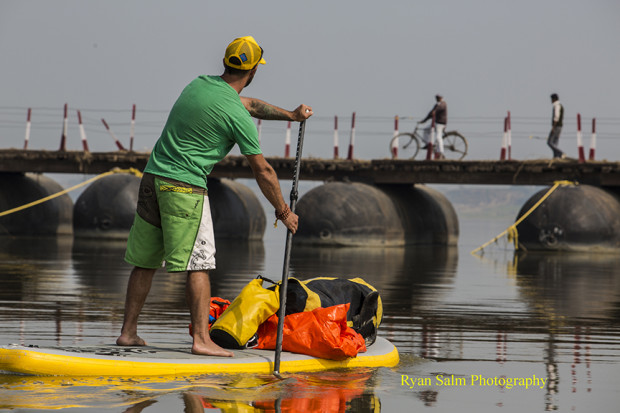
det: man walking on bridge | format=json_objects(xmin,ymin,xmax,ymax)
[
  {"xmin": 116, "ymin": 36, "xmax": 313, "ymax": 357},
  {"xmin": 547, "ymin": 93, "xmax": 565, "ymax": 159}
]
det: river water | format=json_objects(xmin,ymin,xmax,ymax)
[{"xmin": 1, "ymin": 185, "xmax": 620, "ymax": 412}]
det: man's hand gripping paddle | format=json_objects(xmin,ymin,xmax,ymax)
[{"xmin": 273, "ymin": 119, "xmax": 306, "ymax": 378}]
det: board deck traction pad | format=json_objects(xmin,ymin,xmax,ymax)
[{"xmin": 0, "ymin": 337, "xmax": 398, "ymax": 376}]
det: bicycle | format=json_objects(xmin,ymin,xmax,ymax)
[{"xmin": 389, "ymin": 123, "xmax": 468, "ymax": 160}]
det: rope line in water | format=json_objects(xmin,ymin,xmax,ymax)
[
  {"xmin": 0, "ymin": 168, "xmax": 143, "ymax": 218},
  {"xmin": 470, "ymin": 180, "xmax": 577, "ymax": 255}
]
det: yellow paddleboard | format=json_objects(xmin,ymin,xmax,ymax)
[{"xmin": 0, "ymin": 337, "xmax": 398, "ymax": 376}]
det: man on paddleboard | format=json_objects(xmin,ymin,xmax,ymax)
[{"xmin": 117, "ymin": 36, "xmax": 313, "ymax": 357}]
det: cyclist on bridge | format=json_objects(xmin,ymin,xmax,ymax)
[{"xmin": 418, "ymin": 94, "xmax": 447, "ymax": 159}]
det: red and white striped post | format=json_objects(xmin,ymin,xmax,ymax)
[
  {"xmin": 496, "ymin": 331, "xmax": 507, "ymax": 364},
  {"xmin": 391, "ymin": 115, "xmax": 399, "ymax": 159},
  {"xmin": 257, "ymin": 119, "xmax": 262, "ymax": 144},
  {"xmin": 500, "ymin": 116, "xmax": 508, "ymax": 160},
  {"xmin": 576, "ymin": 113, "xmax": 585, "ymax": 163},
  {"xmin": 589, "ymin": 118, "xmax": 596, "ymax": 161},
  {"xmin": 284, "ymin": 121, "xmax": 291, "ymax": 158},
  {"xmin": 77, "ymin": 110, "xmax": 89, "ymax": 152},
  {"xmin": 426, "ymin": 113, "xmax": 436, "ymax": 160},
  {"xmin": 59, "ymin": 103, "xmax": 68, "ymax": 151},
  {"xmin": 101, "ymin": 118, "xmax": 127, "ymax": 150},
  {"xmin": 23, "ymin": 108, "xmax": 32, "ymax": 150},
  {"xmin": 333, "ymin": 115, "xmax": 339, "ymax": 159},
  {"xmin": 507, "ymin": 111, "xmax": 512, "ymax": 160},
  {"xmin": 129, "ymin": 104, "xmax": 136, "ymax": 151},
  {"xmin": 347, "ymin": 112, "xmax": 356, "ymax": 160}
]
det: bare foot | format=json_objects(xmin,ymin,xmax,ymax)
[
  {"xmin": 192, "ymin": 341, "xmax": 234, "ymax": 357},
  {"xmin": 116, "ymin": 334, "xmax": 147, "ymax": 346}
]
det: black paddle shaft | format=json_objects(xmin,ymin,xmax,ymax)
[{"xmin": 273, "ymin": 120, "xmax": 306, "ymax": 377}]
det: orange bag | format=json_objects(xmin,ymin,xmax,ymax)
[
  {"xmin": 256, "ymin": 303, "xmax": 367, "ymax": 360},
  {"xmin": 188, "ymin": 297, "xmax": 231, "ymax": 337}
]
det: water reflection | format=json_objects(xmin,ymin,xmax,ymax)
[
  {"xmin": 70, "ymin": 237, "xmax": 268, "ymax": 305},
  {"xmin": 0, "ymin": 236, "xmax": 268, "ymax": 303},
  {"xmin": 507, "ymin": 251, "xmax": 619, "ymax": 409},
  {"xmin": 514, "ymin": 250, "xmax": 620, "ymax": 321},
  {"xmin": 0, "ymin": 236, "xmax": 72, "ymax": 301},
  {"xmin": 512, "ymin": 251, "xmax": 620, "ymax": 410},
  {"xmin": 209, "ymin": 238, "xmax": 266, "ymax": 298},
  {"xmin": 72, "ymin": 237, "xmax": 132, "ymax": 296},
  {"xmin": 0, "ymin": 368, "xmax": 381, "ymax": 412},
  {"xmin": 184, "ymin": 369, "xmax": 380, "ymax": 412},
  {"xmin": 290, "ymin": 244, "xmax": 459, "ymax": 311}
]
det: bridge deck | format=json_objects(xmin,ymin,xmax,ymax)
[{"xmin": 2, "ymin": 149, "xmax": 620, "ymax": 187}]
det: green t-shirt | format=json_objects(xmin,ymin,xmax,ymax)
[{"xmin": 145, "ymin": 75, "xmax": 261, "ymax": 189}]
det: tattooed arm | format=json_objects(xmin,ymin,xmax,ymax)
[
  {"xmin": 246, "ymin": 153, "xmax": 298, "ymax": 234},
  {"xmin": 240, "ymin": 97, "xmax": 313, "ymax": 122}
]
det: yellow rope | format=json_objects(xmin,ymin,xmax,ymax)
[
  {"xmin": 470, "ymin": 180, "xmax": 577, "ymax": 255},
  {"xmin": 0, "ymin": 168, "xmax": 142, "ymax": 218}
]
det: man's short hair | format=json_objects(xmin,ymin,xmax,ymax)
[{"xmin": 224, "ymin": 65, "xmax": 251, "ymax": 76}]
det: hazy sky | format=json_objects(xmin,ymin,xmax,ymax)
[{"xmin": 1, "ymin": 0, "xmax": 619, "ymax": 160}]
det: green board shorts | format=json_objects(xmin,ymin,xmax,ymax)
[{"xmin": 125, "ymin": 173, "xmax": 216, "ymax": 272}]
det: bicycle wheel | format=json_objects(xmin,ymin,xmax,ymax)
[
  {"xmin": 442, "ymin": 131, "xmax": 468, "ymax": 160},
  {"xmin": 389, "ymin": 133, "xmax": 420, "ymax": 159}
]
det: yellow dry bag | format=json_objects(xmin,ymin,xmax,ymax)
[{"xmin": 210, "ymin": 277, "xmax": 279, "ymax": 349}]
